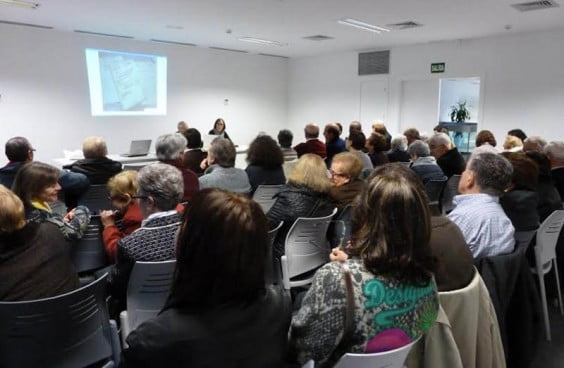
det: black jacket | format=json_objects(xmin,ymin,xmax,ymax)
[
  {"xmin": 500, "ymin": 189, "xmax": 540, "ymax": 231},
  {"xmin": 267, "ymin": 185, "xmax": 334, "ymax": 259},
  {"xmin": 120, "ymin": 286, "xmax": 292, "ymax": 368},
  {"xmin": 386, "ymin": 149, "xmax": 410, "ymax": 163},
  {"xmin": 245, "ymin": 165, "xmax": 286, "ymax": 195},
  {"xmin": 436, "ymin": 147, "xmax": 466, "ymax": 178},
  {"xmin": 551, "ymin": 167, "xmax": 564, "ymax": 202},
  {"xmin": 64, "ymin": 157, "xmax": 122, "ymax": 185},
  {"xmin": 0, "ymin": 161, "xmax": 24, "ymax": 188}
]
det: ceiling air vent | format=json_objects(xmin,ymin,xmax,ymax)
[
  {"xmin": 150, "ymin": 39, "xmax": 196, "ymax": 47},
  {"xmin": 302, "ymin": 35, "xmax": 334, "ymax": 41},
  {"xmin": 209, "ymin": 46, "xmax": 248, "ymax": 53},
  {"xmin": 74, "ymin": 30, "xmax": 134, "ymax": 39},
  {"xmin": 0, "ymin": 20, "xmax": 52, "ymax": 29},
  {"xmin": 358, "ymin": 50, "xmax": 390, "ymax": 75},
  {"xmin": 511, "ymin": 0, "xmax": 559, "ymax": 11},
  {"xmin": 386, "ymin": 21, "xmax": 423, "ymax": 30}
]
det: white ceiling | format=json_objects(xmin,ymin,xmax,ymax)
[{"xmin": 1, "ymin": 0, "xmax": 564, "ymax": 58}]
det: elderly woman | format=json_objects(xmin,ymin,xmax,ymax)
[
  {"xmin": 267, "ymin": 154, "xmax": 335, "ymax": 259},
  {"xmin": 11, "ymin": 162, "xmax": 90, "ymax": 240},
  {"xmin": 156, "ymin": 133, "xmax": 199, "ymax": 202},
  {"xmin": 120, "ymin": 189, "xmax": 291, "ymax": 366},
  {"xmin": 0, "ymin": 185, "xmax": 78, "ymax": 301},
  {"xmin": 289, "ymin": 164, "xmax": 439, "ymax": 366},
  {"xmin": 199, "ymin": 137, "xmax": 251, "ymax": 194},
  {"xmin": 408, "ymin": 140, "xmax": 447, "ymax": 184},
  {"xmin": 245, "ymin": 135, "xmax": 286, "ymax": 195},
  {"xmin": 64, "ymin": 136, "xmax": 122, "ymax": 184},
  {"xmin": 208, "ymin": 118, "xmax": 232, "ymax": 142},
  {"xmin": 387, "ymin": 134, "xmax": 410, "ymax": 163},
  {"xmin": 108, "ymin": 163, "xmax": 184, "ymax": 302},
  {"xmin": 328, "ymin": 152, "xmax": 365, "ymax": 209}
]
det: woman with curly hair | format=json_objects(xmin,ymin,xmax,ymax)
[{"xmin": 245, "ymin": 135, "xmax": 285, "ymax": 194}]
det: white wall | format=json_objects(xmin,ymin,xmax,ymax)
[
  {"xmin": 0, "ymin": 25, "xmax": 288, "ymax": 166},
  {"xmin": 288, "ymin": 28, "xmax": 564, "ymax": 143}
]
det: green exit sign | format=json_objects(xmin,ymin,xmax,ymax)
[{"xmin": 431, "ymin": 62, "xmax": 445, "ymax": 73}]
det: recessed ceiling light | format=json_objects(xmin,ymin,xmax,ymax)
[
  {"xmin": 0, "ymin": 0, "xmax": 39, "ymax": 9},
  {"xmin": 337, "ymin": 18, "xmax": 390, "ymax": 34},
  {"xmin": 166, "ymin": 25, "xmax": 184, "ymax": 30},
  {"xmin": 238, "ymin": 37, "xmax": 287, "ymax": 46}
]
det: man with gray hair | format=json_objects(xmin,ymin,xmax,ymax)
[
  {"xmin": 156, "ymin": 133, "xmax": 199, "ymax": 201},
  {"xmin": 523, "ymin": 136, "xmax": 547, "ymax": 153},
  {"xmin": 199, "ymin": 137, "xmax": 251, "ymax": 194},
  {"xmin": 64, "ymin": 136, "xmax": 122, "ymax": 184},
  {"xmin": 428, "ymin": 132, "xmax": 466, "ymax": 177},
  {"xmin": 386, "ymin": 134, "xmax": 410, "ymax": 163},
  {"xmin": 448, "ymin": 152, "xmax": 515, "ymax": 258},
  {"xmin": 293, "ymin": 123, "xmax": 326, "ymax": 159},
  {"xmin": 545, "ymin": 141, "xmax": 564, "ymax": 199},
  {"xmin": 109, "ymin": 163, "xmax": 184, "ymax": 301},
  {"xmin": 408, "ymin": 140, "xmax": 447, "ymax": 184}
]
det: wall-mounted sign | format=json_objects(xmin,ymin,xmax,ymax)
[{"xmin": 431, "ymin": 62, "xmax": 445, "ymax": 73}]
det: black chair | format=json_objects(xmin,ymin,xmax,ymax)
[
  {"xmin": 0, "ymin": 274, "xmax": 121, "ymax": 368},
  {"xmin": 441, "ymin": 174, "xmax": 461, "ymax": 214},
  {"xmin": 425, "ymin": 178, "xmax": 447, "ymax": 206},
  {"xmin": 71, "ymin": 216, "xmax": 108, "ymax": 274},
  {"xmin": 78, "ymin": 184, "xmax": 111, "ymax": 214}
]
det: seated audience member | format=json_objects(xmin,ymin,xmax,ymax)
[
  {"xmin": 544, "ymin": 141, "xmax": 564, "ymax": 199},
  {"xmin": 503, "ymin": 135, "xmax": 523, "ymax": 152},
  {"xmin": 267, "ymin": 154, "xmax": 334, "ymax": 259},
  {"xmin": 289, "ymin": 164, "xmax": 438, "ymax": 366},
  {"xmin": 329, "ymin": 152, "xmax": 365, "ymax": 209},
  {"xmin": 448, "ymin": 152, "xmax": 515, "ymax": 258},
  {"xmin": 349, "ymin": 121, "xmax": 362, "ymax": 135},
  {"xmin": 365, "ymin": 132, "xmax": 389, "ymax": 168},
  {"xmin": 428, "ymin": 132, "xmax": 465, "ymax": 177},
  {"xmin": 294, "ymin": 124, "xmax": 327, "ymax": 159},
  {"xmin": 507, "ymin": 128, "xmax": 527, "ymax": 142},
  {"xmin": 433, "ymin": 124, "xmax": 449, "ymax": 134},
  {"xmin": 526, "ymin": 151, "xmax": 563, "ymax": 221},
  {"xmin": 278, "ymin": 129, "xmax": 298, "ymax": 162},
  {"xmin": 408, "ymin": 140, "xmax": 447, "ymax": 184},
  {"xmin": 121, "ymin": 189, "xmax": 291, "ymax": 367},
  {"xmin": 523, "ymin": 136, "xmax": 547, "ymax": 153},
  {"xmin": 324, "ymin": 123, "xmax": 346, "ymax": 166},
  {"xmin": 387, "ymin": 134, "xmax": 411, "ymax": 163},
  {"xmin": 199, "ymin": 137, "xmax": 251, "ymax": 194},
  {"xmin": 0, "ymin": 136, "xmax": 88, "ymax": 198},
  {"xmin": 12, "ymin": 162, "xmax": 90, "ymax": 240},
  {"xmin": 245, "ymin": 135, "xmax": 285, "ymax": 195},
  {"xmin": 500, "ymin": 153, "xmax": 540, "ymax": 231},
  {"xmin": 403, "ymin": 127, "xmax": 421, "ymax": 146},
  {"xmin": 475, "ymin": 130, "xmax": 497, "ymax": 148},
  {"xmin": 0, "ymin": 185, "xmax": 78, "ymax": 301},
  {"xmin": 182, "ymin": 128, "xmax": 207, "ymax": 175},
  {"xmin": 208, "ymin": 118, "xmax": 232, "ymax": 142},
  {"xmin": 371, "ymin": 122, "xmax": 391, "ymax": 150},
  {"xmin": 108, "ymin": 163, "xmax": 183, "ymax": 302},
  {"xmin": 176, "ymin": 121, "xmax": 188, "ymax": 134},
  {"xmin": 100, "ymin": 171, "xmax": 143, "ymax": 263},
  {"xmin": 156, "ymin": 133, "xmax": 199, "ymax": 202},
  {"xmin": 64, "ymin": 136, "xmax": 122, "ymax": 184},
  {"xmin": 335, "ymin": 123, "xmax": 343, "ymax": 135},
  {"xmin": 346, "ymin": 131, "xmax": 373, "ymax": 173}
]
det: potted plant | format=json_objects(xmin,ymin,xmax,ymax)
[{"xmin": 450, "ymin": 101, "xmax": 471, "ymax": 123}]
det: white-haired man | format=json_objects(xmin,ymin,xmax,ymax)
[{"xmin": 428, "ymin": 133, "xmax": 466, "ymax": 178}]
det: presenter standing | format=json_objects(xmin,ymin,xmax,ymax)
[{"xmin": 209, "ymin": 118, "xmax": 232, "ymax": 142}]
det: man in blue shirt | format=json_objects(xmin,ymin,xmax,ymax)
[{"xmin": 448, "ymin": 152, "xmax": 515, "ymax": 258}]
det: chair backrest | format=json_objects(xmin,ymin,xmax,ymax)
[
  {"xmin": 425, "ymin": 178, "xmax": 447, "ymax": 203},
  {"xmin": 253, "ymin": 185, "xmax": 284, "ymax": 213},
  {"xmin": 71, "ymin": 216, "xmax": 108, "ymax": 273},
  {"xmin": 126, "ymin": 260, "xmax": 176, "ymax": 331},
  {"xmin": 535, "ymin": 210, "xmax": 564, "ymax": 267},
  {"xmin": 78, "ymin": 184, "xmax": 111, "ymax": 213},
  {"xmin": 123, "ymin": 164, "xmax": 147, "ymax": 171},
  {"xmin": 0, "ymin": 274, "xmax": 116, "ymax": 368},
  {"xmin": 334, "ymin": 336, "xmax": 421, "ymax": 368},
  {"xmin": 441, "ymin": 174, "xmax": 461, "ymax": 213},
  {"xmin": 284, "ymin": 208, "xmax": 337, "ymax": 280}
]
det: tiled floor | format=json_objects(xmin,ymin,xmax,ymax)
[{"xmin": 531, "ymin": 305, "xmax": 564, "ymax": 368}]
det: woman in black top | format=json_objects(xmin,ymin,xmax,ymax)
[
  {"xmin": 208, "ymin": 118, "xmax": 232, "ymax": 142},
  {"xmin": 245, "ymin": 135, "xmax": 286, "ymax": 195}
]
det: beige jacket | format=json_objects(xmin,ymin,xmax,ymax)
[{"xmin": 439, "ymin": 268, "xmax": 506, "ymax": 368}]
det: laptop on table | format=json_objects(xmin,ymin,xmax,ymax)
[{"xmin": 120, "ymin": 140, "xmax": 152, "ymax": 157}]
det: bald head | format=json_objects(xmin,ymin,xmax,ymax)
[{"xmin": 304, "ymin": 124, "xmax": 320, "ymax": 139}]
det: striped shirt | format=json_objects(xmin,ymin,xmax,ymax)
[{"xmin": 448, "ymin": 193, "xmax": 515, "ymax": 259}]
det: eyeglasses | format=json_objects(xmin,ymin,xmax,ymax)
[{"xmin": 330, "ymin": 169, "xmax": 349, "ymax": 178}]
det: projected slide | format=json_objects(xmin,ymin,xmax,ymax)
[{"xmin": 85, "ymin": 49, "xmax": 167, "ymax": 116}]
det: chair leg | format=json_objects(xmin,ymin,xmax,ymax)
[
  {"xmin": 538, "ymin": 270, "xmax": 552, "ymax": 341},
  {"xmin": 553, "ymin": 259, "xmax": 564, "ymax": 315}
]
